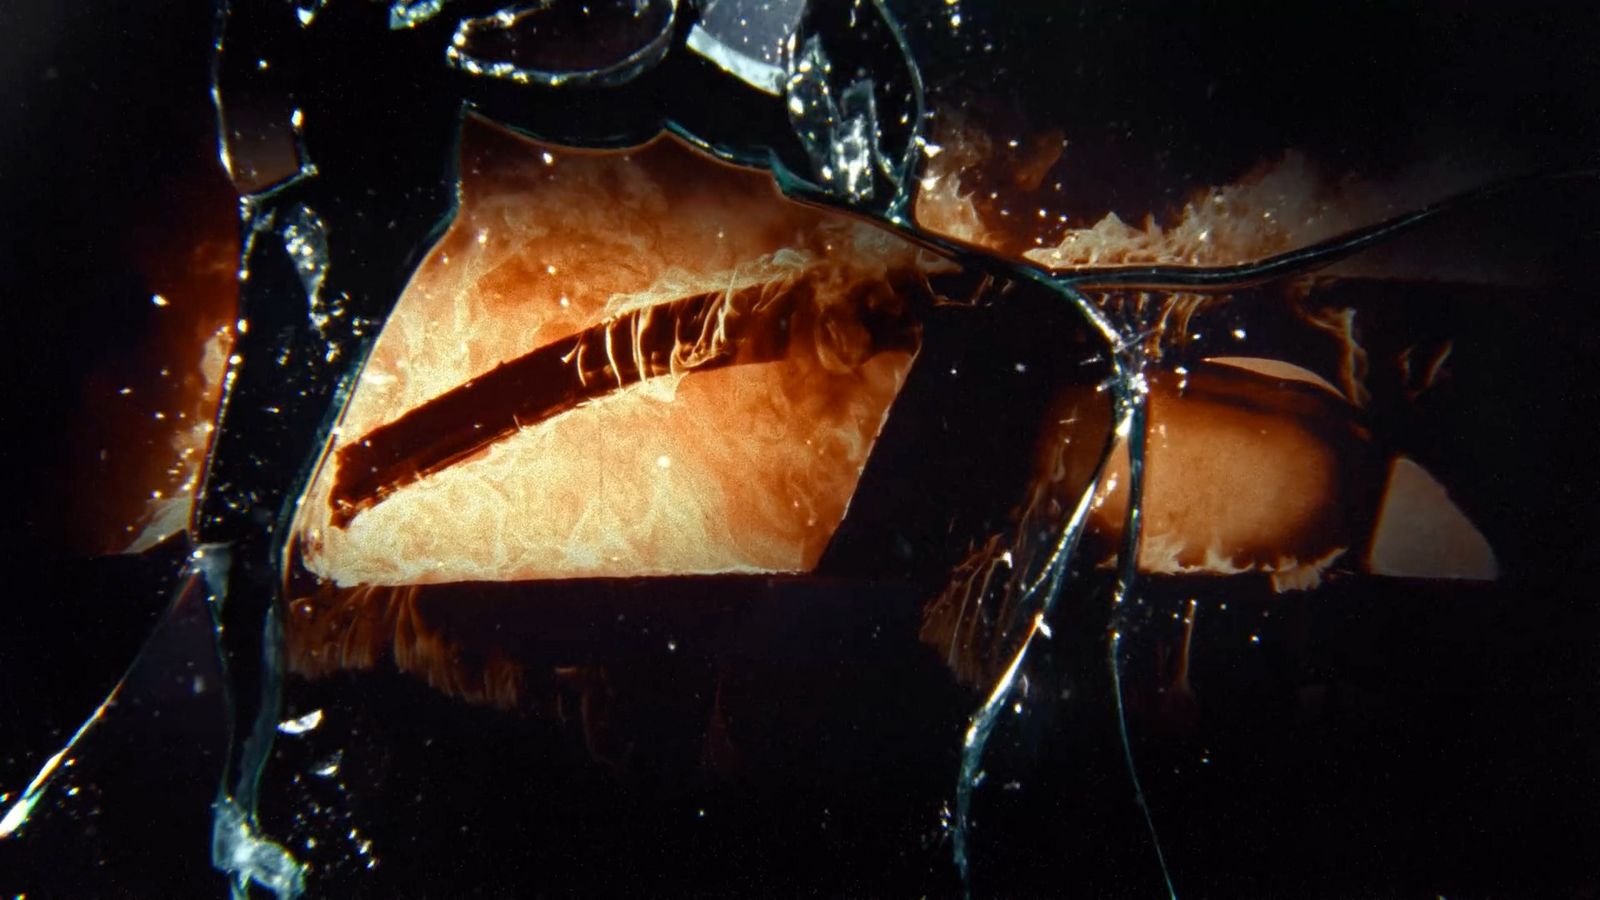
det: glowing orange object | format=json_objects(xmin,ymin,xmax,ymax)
[{"xmin": 293, "ymin": 119, "xmax": 938, "ymax": 585}]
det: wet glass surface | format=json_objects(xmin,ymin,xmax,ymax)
[{"xmin": 3, "ymin": 2, "xmax": 1600, "ymax": 897}]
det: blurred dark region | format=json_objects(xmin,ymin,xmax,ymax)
[{"xmin": 0, "ymin": 1, "xmax": 1597, "ymax": 898}]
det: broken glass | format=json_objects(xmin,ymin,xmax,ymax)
[
  {"xmin": 386, "ymin": 0, "xmax": 452, "ymax": 31},
  {"xmin": 445, "ymin": 0, "xmax": 679, "ymax": 87},
  {"xmin": 3, "ymin": 2, "xmax": 1599, "ymax": 898}
]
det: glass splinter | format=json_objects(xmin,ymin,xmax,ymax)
[{"xmin": 25, "ymin": 3, "xmax": 1587, "ymax": 897}]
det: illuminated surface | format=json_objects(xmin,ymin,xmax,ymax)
[{"xmin": 296, "ymin": 122, "xmax": 928, "ymax": 584}]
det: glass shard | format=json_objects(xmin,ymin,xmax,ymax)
[
  {"xmin": 785, "ymin": 38, "xmax": 881, "ymax": 203},
  {"xmin": 12, "ymin": 3, "xmax": 1600, "ymax": 897},
  {"xmin": 446, "ymin": 0, "xmax": 678, "ymax": 87},
  {"xmin": 685, "ymin": 0, "xmax": 806, "ymax": 95},
  {"xmin": 276, "ymin": 708, "xmax": 324, "ymax": 735},
  {"xmin": 212, "ymin": 797, "xmax": 307, "ymax": 898},
  {"xmin": 211, "ymin": 2, "xmax": 306, "ymax": 194},
  {"xmin": 388, "ymin": 0, "xmax": 452, "ymax": 30},
  {"xmin": 280, "ymin": 205, "xmax": 338, "ymax": 344}
]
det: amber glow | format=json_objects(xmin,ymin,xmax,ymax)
[
  {"xmin": 914, "ymin": 113, "xmax": 1477, "ymax": 272},
  {"xmin": 76, "ymin": 167, "xmax": 238, "ymax": 556},
  {"xmin": 1087, "ymin": 362, "xmax": 1373, "ymax": 589},
  {"xmin": 295, "ymin": 119, "xmax": 937, "ymax": 586},
  {"xmin": 1080, "ymin": 360, "xmax": 1495, "ymax": 588}
]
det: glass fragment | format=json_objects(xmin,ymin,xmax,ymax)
[
  {"xmin": 686, "ymin": 0, "xmax": 805, "ymax": 94},
  {"xmin": 387, "ymin": 0, "xmax": 451, "ymax": 30}
]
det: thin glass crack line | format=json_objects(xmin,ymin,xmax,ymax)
[
  {"xmin": 0, "ymin": 687, "xmax": 123, "ymax": 839},
  {"xmin": 1111, "ymin": 627, "xmax": 1177, "ymax": 899},
  {"xmin": 1105, "ymin": 318, "xmax": 1178, "ymax": 898},
  {"xmin": 951, "ymin": 470, "xmax": 1100, "ymax": 892}
]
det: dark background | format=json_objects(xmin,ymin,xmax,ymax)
[{"xmin": 2, "ymin": 1, "xmax": 1599, "ymax": 897}]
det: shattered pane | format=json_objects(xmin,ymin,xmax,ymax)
[{"xmin": 4, "ymin": 2, "xmax": 1600, "ymax": 898}]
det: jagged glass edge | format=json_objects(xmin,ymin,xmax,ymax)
[
  {"xmin": 685, "ymin": 22, "xmax": 787, "ymax": 95},
  {"xmin": 388, "ymin": 0, "xmax": 452, "ymax": 31},
  {"xmin": 444, "ymin": 0, "xmax": 680, "ymax": 88}
]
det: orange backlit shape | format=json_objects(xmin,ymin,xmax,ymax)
[
  {"xmin": 78, "ymin": 166, "xmax": 238, "ymax": 557},
  {"xmin": 1088, "ymin": 363, "xmax": 1378, "ymax": 589},
  {"xmin": 294, "ymin": 118, "xmax": 937, "ymax": 586},
  {"xmin": 913, "ymin": 112, "xmax": 1477, "ymax": 272}
]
